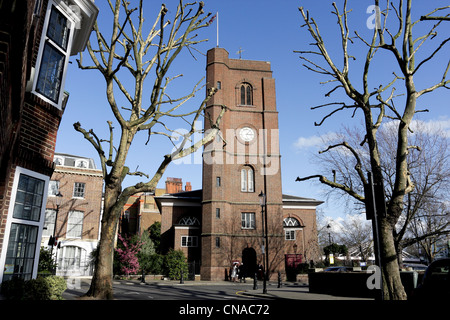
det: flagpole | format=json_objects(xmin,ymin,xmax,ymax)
[{"xmin": 216, "ymin": 11, "xmax": 219, "ymax": 47}]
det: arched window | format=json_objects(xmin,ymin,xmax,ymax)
[
  {"xmin": 283, "ymin": 217, "xmax": 302, "ymax": 241},
  {"xmin": 178, "ymin": 216, "xmax": 200, "ymax": 226},
  {"xmin": 75, "ymin": 159, "xmax": 88, "ymax": 168},
  {"xmin": 283, "ymin": 217, "xmax": 301, "ymax": 227},
  {"xmin": 241, "ymin": 166, "xmax": 254, "ymax": 192},
  {"xmin": 246, "ymin": 85, "xmax": 252, "ymax": 105},
  {"xmin": 240, "ymin": 83, "xmax": 253, "ymax": 105}
]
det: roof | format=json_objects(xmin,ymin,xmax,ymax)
[
  {"xmin": 154, "ymin": 190, "xmax": 322, "ymax": 207},
  {"xmin": 282, "ymin": 194, "xmax": 323, "ymax": 206},
  {"xmin": 155, "ymin": 189, "xmax": 202, "ymax": 200},
  {"xmin": 154, "ymin": 189, "xmax": 202, "ymax": 211},
  {"xmin": 54, "ymin": 153, "xmax": 98, "ymax": 170}
]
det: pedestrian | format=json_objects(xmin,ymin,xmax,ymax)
[
  {"xmin": 257, "ymin": 263, "xmax": 264, "ymax": 280},
  {"xmin": 231, "ymin": 263, "xmax": 238, "ymax": 282},
  {"xmin": 239, "ymin": 263, "xmax": 246, "ymax": 283}
]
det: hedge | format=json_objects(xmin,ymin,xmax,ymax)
[{"xmin": 1, "ymin": 275, "xmax": 67, "ymax": 300}]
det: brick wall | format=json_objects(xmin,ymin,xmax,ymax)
[
  {"xmin": 46, "ymin": 167, "xmax": 103, "ymax": 240},
  {"xmin": 0, "ymin": 0, "xmax": 42, "ymax": 259},
  {"xmin": 166, "ymin": 178, "xmax": 183, "ymax": 194},
  {"xmin": 201, "ymin": 48, "xmax": 285, "ymax": 280}
]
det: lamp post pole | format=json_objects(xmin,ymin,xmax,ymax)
[
  {"xmin": 259, "ymin": 191, "xmax": 268, "ymax": 294},
  {"xmin": 50, "ymin": 192, "xmax": 63, "ymax": 273}
]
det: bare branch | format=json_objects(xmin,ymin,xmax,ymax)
[
  {"xmin": 319, "ymin": 141, "xmax": 367, "ymax": 185},
  {"xmin": 295, "ymin": 174, "xmax": 364, "ymax": 202},
  {"xmin": 73, "ymin": 122, "xmax": 107, "ymax": 177},
  {"xmin": 417, "ymin": 59, "xmax": 450, "ymax": 96},
  {"xmin": 311, "ymin": 102, "xmax": 357, "ymax": 127}
]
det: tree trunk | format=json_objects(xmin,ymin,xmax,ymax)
[
  {"xmin": 380, "ymin": 219, "xmax": 407, "ymax": 300},
  {"xmin": 85, "ymin": 183, "xmax": 122, "ymax": 299},
  {"xmin": 363, "ymin": 107, "xmax": 408, "ymax": 300}
]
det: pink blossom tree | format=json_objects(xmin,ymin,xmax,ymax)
[{"xmin": 115, "ymin": 234, "xmax": 142, "ymax": 276}]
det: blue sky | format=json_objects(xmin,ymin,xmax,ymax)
[{"xmin": 57, "ymin": 0, "xmax": 449, "ymax": 220}]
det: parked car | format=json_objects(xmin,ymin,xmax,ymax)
[
  {"xmin": 323, "ymin": 266, "xmax": 351, "ymax": 272},
  {"xmin": 410, "ymin": 258, "xmax": 450, "ymax": 300},
  {"xmin": 403, "ymin": 263, "xmax": 428, "ymax": 271}
]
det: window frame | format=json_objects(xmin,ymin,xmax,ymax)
[
  {"xmin": 241, "ymin": 212, "xmax": 256, "ymax": 230},
  {"xmin": 58, "ymin": 246, "xmax": 86, "ymax": 271},
  {"xmin": 283, "ymin": 217, "xmax": 301, "ymax": 227},
  {"xmin": 215, "ymin": 237, "xmax": 221, "ymax": 248},
  {"xmin": 54, "ymin": 156, "xmax": 64, "ymax": 166},
  {"xmin": 240, "ymin": 166, "xmax": 255, "ymax": 193},
  {"xmin": 75, "ymin": 159, "xmax": 88, "ymax": 168},
  {"xmin": 239, "ymin": 83, "xmax": 253, "ymax": 106},
  {"xmin": 48, "ymin": 180, "xmax": 60, "ymax": 197},
  {"xmin": 12, "ymin": 174, "xmax": 46, "ymax": 222},
  {"xmin": 66, "ymin": 210, "xmax": 84, "ymax": 239},
  {"xmin": 0, "ymin": 167, "xmax": 49, "ymax": 282},
  {"xmin": 283, "ymin": 217, "xmax": 302, "ymax": 241},
  {"xmin": 181, "ymin": 236, "xmax": 198, "ymax": 247},
  {"xmin": 216, "ymin": 176, "xmax": 221, "ymax": 187},
  {"xmin": 285, "ymin": 229, "xmax": 296, "ymax": 241},
  {"xmin": 31, "ymin": 1, "xmax": 76, "ymax": 109},
  {"xmin": 43, "ymin": 208, "xmax": 57, "ymax": 237},
  {"xmin": 72, "ymin": 182, "xmax": 86, "ymax": 199}
]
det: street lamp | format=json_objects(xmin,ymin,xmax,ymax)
[
  {"xmin": 258, "ymin": 191, "xmax": 269, "ymax": 294},
  {"xmin": 54, "ymin": 191, "xmax": 63, "ymax": 235},
  {"xmin": 326, "ymin": 224, "xmax": 331, "ymax": 245},
  {"xmin": 49, "ymin": 192, "xmax": 63, "ymax": 261}
]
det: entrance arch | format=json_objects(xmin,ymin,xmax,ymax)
[{"xmin": 242, "ymin": 247, "xmax": 257, "ymax": 278}]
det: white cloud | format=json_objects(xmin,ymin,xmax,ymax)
[
  {"xmin": 382, "ymin": 117, "xmax": 450, "ymax": 138},
  {"xmin": 293, "ymin": 132, "xmax": 340, "ymax": 150},
  {"xmin": 295, "ymin": 117, "xmax": 450, "ymax": 152},
  {"xmin": 293, "ymin": 135, "xmax": 323, "ymax": 149}
]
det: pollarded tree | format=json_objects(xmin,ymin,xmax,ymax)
[
  {"xmin": 295, "ymin": 0, "xmax": 449, "ymax": 299},
  {"xmin": 312, "ymin": 122, "xmax": 449, "ymax": 266},
  {"xmin": 75, "ymin": 0, "xmax": 225, "ymax": 299}
]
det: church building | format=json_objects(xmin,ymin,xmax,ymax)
[{"xmin": 155, "ymin": 48, "xmax": 322, "ymax": 281}]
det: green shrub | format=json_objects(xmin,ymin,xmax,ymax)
[
  {"xmin": 296, "ymin": 263, "xmax": 310, "ymax": 274},
  {"xmin": 1, "ymin": 276, "xmax": 66, "ymax": 300},
  {"xmin": 24, "ymin": 276, "xmax": 67, "ymax": 300},
  {"xmin": 38, "ymin": 247, "xmax": 57, "ymax": 273},
  {"xmin": 0, "ymin": 277, "xmax": 25, "ymax": 300},
  {"xmin": 141, "ymin": 253, "xmax": 163, "ymax": 275},
  {"xmin": 163, "ymin": 249, "xmax": 188, "ymax": 280}
]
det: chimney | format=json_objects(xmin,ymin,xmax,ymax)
[
  {"xmin": 185, "ymin": 182, "xmax": 192, "ymax": 192},
  {"xmin": 165, "ymin": 177, "xmax": 183, "ymax": 194}
]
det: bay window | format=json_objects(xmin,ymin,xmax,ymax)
[{"xmin": 32, "ymin": 1, "xmax": 75, "ymax": 108}]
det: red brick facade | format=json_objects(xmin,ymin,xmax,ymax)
[
  {"xmin": 46, "ymin": 165, "xmax": 103, "ymax": 241},
  {"xmin": 202, "ymin": 48, "xmax": 286, "ymax": 280},
  {"xmin": 156, "ymin": 48, "xmax": 322, "ymax": 281},
  {"xmin": 0, "ymin": 0, "xmax": 98, "ymax": 282},
  {"xmin": 120, "ymin": 189, "xmax": 166, "ymax": 237}
]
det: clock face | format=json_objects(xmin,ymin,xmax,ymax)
[{"xmin": 239, "ymin": 127, "xmax": 255, "ymax": 142}]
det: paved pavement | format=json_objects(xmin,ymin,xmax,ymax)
[{"xmin": 60, "ymin": 277, "xmax": 373, "ymax": 300}]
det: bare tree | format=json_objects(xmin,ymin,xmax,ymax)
[
  {"xmin": 312, "ymin": 122, "xmax": 450, "ymax": 266},
  {"xmin": 337, "ymin": 215, "xmax": 374, "ymax": 263},
  {"xmin": 75, "ymin": 0, "xmax": 225, "ymax": 299},
  {"xmin": 407, "ymin": 201, "xmax": 449, "ymax": 263},
  {"xmin": 295, "ymin": 0, "xmax": 449, "ymax": 299}
]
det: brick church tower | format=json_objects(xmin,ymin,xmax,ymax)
[{"xmin": 201, "ymin": 48, "xmax": 284, "ymax": 280}]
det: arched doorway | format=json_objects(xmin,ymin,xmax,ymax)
[{"xmin": 242, "ymin": 247, "xmax": 257, "ymax": 278}]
